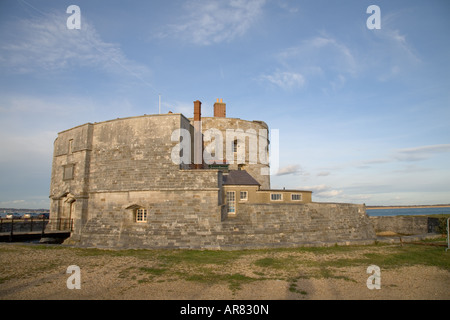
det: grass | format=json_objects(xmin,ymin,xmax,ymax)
[
  {"xmin": 361, "ymin": 244, "xmax": 450, "ymax": 270},
  {"xmin": 157, "ymin": 249, "xmax": 247, "ymax": 265},
  {"xmin": 253, "ymin": 257, "xmax": 286, "ymax": 269},
  {"xmin": 253, "ymin": 244, "xmax": 450, "ymax": 271},
  {"xmin": 1, "ymin": 240, "xmax": 449, "ymax": 296},
  {"xmin": 139, "ymin": 267, "xmax": 168, "ymax": 276}
]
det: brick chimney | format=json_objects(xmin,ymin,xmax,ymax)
[
  {"xmin": 194, "ymin": 100, "xmax": 202, "ymax": 121},
  {"xmin": 214, "ymin": 98, "xmax": 226, "ymax": 118}
]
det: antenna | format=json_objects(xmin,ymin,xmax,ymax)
[{"xmin": 159, "ymin": 94, "xmax": 161, "ymax": 114}]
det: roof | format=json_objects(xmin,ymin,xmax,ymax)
[{"xmin": 223, "ymin": 170, "xmax": 261, "ymax": 186}]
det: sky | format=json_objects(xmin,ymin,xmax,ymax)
[{"xmin": 0, "ymin": 0, "xmax": 449, "ymax": 209}]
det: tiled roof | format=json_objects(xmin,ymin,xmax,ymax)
[{"xmin": 223, "ymin": 170, "xmax": 261, "ymax": 186}]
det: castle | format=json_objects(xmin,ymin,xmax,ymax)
[{"xmin": 49, "ymin": 99, "xmax": 376, "ymax": 249}]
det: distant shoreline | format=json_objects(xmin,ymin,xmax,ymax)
[{"xmin": 367, "ymin": 204, "xmax": 450, "ymax": 210}]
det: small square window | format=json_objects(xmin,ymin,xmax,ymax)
[
  {"xmin": 240, "ymin": 191, "xmax": 248, "ymax": 201},
  {"xmin": 270, "ymin": 193, "xmax": 282, "ymax": 201},
  {"xmin": 136, "ymin": 208, "xmax": 147, "ymax": 222}
]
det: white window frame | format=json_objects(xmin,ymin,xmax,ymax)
[
  {"xmin": 239, "ymin": 191, "xmax": 248, "ymax": 201},
  {"xmin": 270, "ymin": 193, "xmax": 283, "ymax": 201},
  {"xmin": 227, "ymin": 191, "xmax": 236, "ymax": 214},
  {"xmin": 291, "ymin": 193, "xmax": 302, "ymax": 201},
  {"xmin": 136, "ymin": 208, "xmax": 148, "ymax": 223}
]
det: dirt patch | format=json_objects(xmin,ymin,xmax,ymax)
[{"xmin": 0, "ymin": 243, "xmax": 449, "ymax": 300}]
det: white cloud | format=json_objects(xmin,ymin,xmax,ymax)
[
  {"xmin": 397, "ymin": 144, "xmax": 450, "ymax": 154},
  {"xmin": 362, "ymin": 159, "xmax": 392, "ymax": 165},
  {"xmin": 276, "ymin": 0, "xmax": 299, "ymax": 13},
  {"xmin": 394, "ymin": 144, "xmax": 450, "ymax": 162},
  {"xmin": 325, "ymin": 144, "xmax": 450, "ymax": 172},
  {"xmin": 278, "ymin": 35, "xmax": 358, "ymax": 76},
  {"xmin": 1, "ymin": 200, "xmax": 25, "ymax": 205},
  {"xmin": 318, "ymin": 189, "xmax": 344, "ymax": 198},
  {"xmin": 300, "ymin": 184, "xmax": 373, "ymax": 202},
  {"xmin": 301, "ymin": 184, "xmax": 331, "ymax": 193},
  {"xmin": 158, "ymin": 0, "xmax": 266, "ymax": 45},
  {"xmin": 380, "ymin": 26, "xmax": 421, "ymax": 64},
  {"xmin": 260, "ymin": 71, "xmax": 305, "ymax": 90},
  {"xmin": 0, "ymin": 11, "xmax": 149, "ymax": 78},
  {"xmin": 276, "ymin": 164, "xmax": 302, "ymax": 176},
  {"xmin": 262, "ymin": 34, "xmax": 358, "ymax": 92},
  {"xmin": 367, "ymin": 12, "xmax": 421, "ymax": 81},
  {"xmin": 0, "ymin": 198, "xmax": 49, "ymax": 210}
]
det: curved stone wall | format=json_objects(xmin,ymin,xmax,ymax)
[{"xmin": 199, "ymin": 117, "xmax": 271, "ymax": 189}]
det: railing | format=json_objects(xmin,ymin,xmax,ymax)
[
  {"xmin": 0, "ymin": 218, "xmax": 73, "ymax": 236},
  {"xmin": 446, "ymin": 218, "xmax": 449, "ymax": 252},
  {"xmin": 45, "ymin": 218, "xmax": 74, "ymax": 232}
]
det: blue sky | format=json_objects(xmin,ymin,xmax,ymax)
[{"xmin": 0, "ymin": 0, "xmax": 449, "ymax": 208}]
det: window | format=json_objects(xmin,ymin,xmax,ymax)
[
  {"xmin": 68, "ymin": 139, "xmax": 73, "ymax": 154},
  {"xmin": 240, "ymin": 191, "xmax": 248, "ymax": 201},
  {"xmin": 291, "ymin": 193, "xmax": 302, "ymax": 201},
  {"xmin": 233, "ymin": 139, "xmax": 238, "ymax": 153},
  {"xmin": 136, "ymin": 208, "xmax": 147, "ymax": 222},
  {"xmin": 227, "ymin": 191, "xmax": 236, "ymax": 214},
  {"xmin": 63, "ymin": 164, "xmax": 74, "ymax": 180},
  {"xmin": 271, "ymin": 193, "xmax": 282, "ymax": 201}
]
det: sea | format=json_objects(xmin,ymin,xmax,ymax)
[{"xmin": 366, "ymin": 206, "xmax": 450, "ymax": 217}]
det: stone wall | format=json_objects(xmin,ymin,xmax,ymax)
[
  {"xmin": 74, "ymin": 189, "xmax": 222, "ymax": 248},
  {"xmin": 73, "ymin": 202, "xmax": 376, "ymax": 249},
  {"xmin": 369, "ymin": 216, "xmax": 440, "ymax": 235},
  {"xmin": 50, "ymin": 123, "xmax": 93, "ymax": 200},
  {"xmin": 88, "ymin": 114, "xmax": 190, "ymax": 192},
  {"xmin": 219, "ymin": 202, "xmax": 376, "ymax": 248}
]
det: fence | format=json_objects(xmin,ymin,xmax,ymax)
[{"xmin": 0, "ymin": 218, "xmax": 73, "ymax": 236}]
